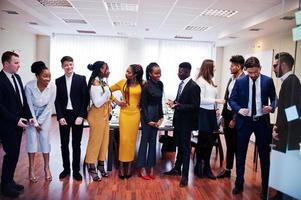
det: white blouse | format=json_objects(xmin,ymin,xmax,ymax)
[
  {"xmin": 196, "ymin": 77, "xmax": 217, "ymax": 110},
  {"xmin": 90, "ymin": 85, "xmax": 111, "ymax": 108},
  {"xmin": 25, "ymin": 80, "xmax": 56, "ymax": 125}
]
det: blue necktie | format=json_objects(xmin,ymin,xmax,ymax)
[
  {"xmin": 12, "ymin": 75, "xmax": 22, "ymax": 106},
  {"xmin": 176, "ymin": 81, "xmax": 184, "ymax": 100}
]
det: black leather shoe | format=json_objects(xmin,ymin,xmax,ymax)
[
  {"xmin": 204, "ymin": 169, "xmax": 216, "ymax": 180},
  {"xmin": 217, "ymin": 169, "xmax": 231, "ymax": 179},
  {"xmin": 11, "ymin": 181, "xmax": 24, "ymax": 192},
  {"xmin": 1, "ymin": 185, "xmax": 20, "ymax": 198},
  {"xmin": 59, "ymin": 170, "xmax": 70, "ymax": 179},
  {"xmin": 163, "ymin": 168, "xmax": 181, "ymax": 176},
  {"xmin": 232, "ymin": 185, "xmax": 244, "ymax": 194},
  {"xmin": 179, "ymin": 176, "xmax": 188, "ymax": 187},
  {"xmin": 73, "ymin": 172, "xmax": 83, "ymax": 181},
  {"xmin": 260, "ymin": 189, "xmax": 268, "ymax": 200}
]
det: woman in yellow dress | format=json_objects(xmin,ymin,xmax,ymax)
[{"xmin": 110, "ymin": 64, "xmax": 144, "ymax": 179}]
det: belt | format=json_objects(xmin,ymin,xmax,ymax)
[{"xmin": 248, "ymin": 115, "xmax": 262, "ymax": 121}]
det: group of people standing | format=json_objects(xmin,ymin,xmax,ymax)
[{"xmin": 0, "ymin": 50, "xmax": 299, "ymax": 200}]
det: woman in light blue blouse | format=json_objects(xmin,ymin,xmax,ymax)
[{"xmin": 25, "ymin": 61, "xmax": 56, "ymax": 182}]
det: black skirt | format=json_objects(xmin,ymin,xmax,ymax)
[{"xmin": 198, "ymin": 107, "xmax": 218, "ymax": 133}]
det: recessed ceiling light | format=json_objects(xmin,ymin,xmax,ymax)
[
  {"xmin": 37, "ymin": 0, "xmax": 72, "ymax": 7},
  {"xmin": 113, "ymin": 21, "xmax": 136, "ymax": 27},
  {"xmin": 174, "ymin": 35, "xmax": 193, "ymax": 39},
  {"xmin": 104, "ymin": 2, "xmax": 138, "ymax": 12},
  {"xmin": 77, "ymin": 30, "xmax": 96, "ymax": 34},
  {"xmin": 280, "ymin": 16, "xmax": 295, "ymax": 21},
  {"xmin": 249, "ymin": 28, "xmax": 262, "ymax": 31},
  {"xmin": 63, "ymin": 19, "xmax": 87, "ymax": 24},
  {"xmin": 200, "ymin": 9, "xmax": 238, "ymax": 18},
  {"xmin": 185, "ymin": 26, "xmax": 210, "ymax": 31},
  {"xmin": 2, "ymin": 10, "xmax": 19, "ymax": 15}
]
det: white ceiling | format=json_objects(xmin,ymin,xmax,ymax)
[{"xmin": 0, "ymin": 0, "xmax": 299, "ymax": 46}]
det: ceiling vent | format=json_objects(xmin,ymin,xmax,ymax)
[
  {"xmin": 200, "ymin": 9, "xmax": 238, "ymax": 18},
  {"xmin": 2, "ymin": 10, "xmax": 19, "ymax": 15},
  {"xmin": 63, "ymin": 19, "xmax": 87, "ymax": 24},
  {"xmin": 174, "ymin": 35, "xmax": 193, "ymax": 39},
  {"xmin": 249, "ymin": 28, "xmax": 262, "ymax": 31},
  {"xmin": 228, "ymin": 36, "xmax": 238, "ymax": 39},
  {"xmin": 77, "ymin": 30, "xmax": 96, "ymax": 34},
  {"xmin": 113, "ymin": 21, "xmax": 136, "ymax": 27},
  {"xmin": 37, "ymin": 0, "xmax": 72, "ymax": 7},
  {"xmin": 104, "ymin": 2, "xmax": 138, "ymax": 12},
  {"xmin": 185, "ymin": 25, "xmax": 210, "ymax": 31},
  {"xmin": 280, "ymin": 16, "xmax": 295, "ymax": 21},
  {"xmin": 28, "ymin": 22, "xmax": 39, "ymax": 25}
]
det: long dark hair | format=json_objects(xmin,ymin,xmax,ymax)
[
  {"xmin": 87, "ymin": 61, "xmax": 106, "ymax": 94},
  {"xmin": 197, "ymin": 59, "xmax": 217, "ymax": 87},
  {"xmin": 123, "ymin": 64, "xmax": 144, "ymax": 104},
  {"xmin": 145, "ymin": 62, "xmax": 163, "ymax": 91}
]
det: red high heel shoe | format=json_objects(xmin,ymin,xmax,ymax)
[{"xmin": 138, "ymin": 168, "xmax": 151, "ymax": 180}]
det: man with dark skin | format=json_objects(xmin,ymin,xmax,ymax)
[{"xmin": 164, "ymin": 62, "xmax": 200, "ymax": 187}]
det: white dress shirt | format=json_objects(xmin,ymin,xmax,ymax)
[
  {"xmin": 280, "ymin": 71, "xmax": 293, "ymax": 82},
  {"xmin": 248, "ymin": 75, "xmax": 263, "ymax": 117},
  {"xmin": 3, "ymin": 70, "xmax": 23, "ymax": 105},
  {"xmin": 65, "ymin": 73, "xmax": 73, "ymax": 110},
  {"xmin": 90, "ymin": 83, "xmax": 111, "ymax": 108},
  {"xmin": 227, "ymin": 72, "xmax": 244, "ymax": 110},
  {"xmin": 196, "ymin": 77, "xmax": 217, "ymax": 110}
]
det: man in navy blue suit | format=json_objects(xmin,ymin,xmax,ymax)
[{"xmin": 229, "ymin": 57, "xmax": 276, "ymax": 199}]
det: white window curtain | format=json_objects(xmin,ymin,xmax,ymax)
[{"xmin": 50, "ymin": 34, "xmax": 213, "ymax": 99}]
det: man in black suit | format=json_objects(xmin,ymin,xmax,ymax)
[
  {"xmin": 272, "ymin": 52, "xmax": 301, "ymax": 152},
  {"xmin": 55, "ymin": 56, "xmax": 88, "ymax": 181},
  {"xmin": 217, "ymin": 55, "xmax": 245, "ymax": 179},
  {"xmin": 0, "ymin": 51, "xmax": 33, "ymax": 198},
  {"xmin": 229, "ymin": 57, "xmax": 276, "ymax": 200},
  {"xmin": 164, "ymin": 62, "xmax": 200, "ymax": 187}
]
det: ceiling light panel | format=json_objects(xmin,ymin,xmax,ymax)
[
  {"xmin": 37, "ymin": 0, "xmax": 73, "ymax": 7},
  {"xmin": 113, "ymin": 21, "xmax": 136, "ymax": 27},
  {"xmin": 200, "ymin": 9, "xmax": 238, "ymax": 18},
  {"xmin": 104, "ymin": 2, "xmax": 138, "ymax": 12},
  {"xmin": 185, "ymin": 25, "xmax": 210, "ymax": 31},
  {"xmin": 63, "ymin": 19, "xmax": 87, "ymax": 24}
]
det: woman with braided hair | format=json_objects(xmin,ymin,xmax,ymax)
[
  {"xmin": 110, "ymin": 64, "xmax": 144, "ymax": 179},
  {"xmin": 84, "ymin": 61, "xmax": 111, "ymax": 181}
]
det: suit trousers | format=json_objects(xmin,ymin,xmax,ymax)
[
  {"xmin": 235, "ymin": 116, "xmax": 270, "ymax": 191},
  {"xmin": 174, "ymin": 127, "xmax": 191, "ymax": 178},
  {"xmin": 196, "ymin": 131, "xmax": 215, "ymax": 170},
  {"xmin": 85, "ymin": 104, "xmax": 110, "ymax": 163},
  {"xmin": 0, "ymin": 126, "xmax": 22, "ymax": 185},
  {"xmin": 59, "ymin": 110, "xmax": 83, "ymax": 173},
  {"xmin": 223, "ymin": 109, "xmax": 237, "ymax": 170}
]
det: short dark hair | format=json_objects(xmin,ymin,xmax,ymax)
[
  {"xmin": 230, "ymin": 55, "xmax": 245, "ymax": 69},
  {"xmin": 245, "ymin": 56, "xmax": 260, "ymax": 68},
  {"xmin": 2, "ymin": 51, "xmax": 19, "ymax": 65},
  {"xmin": 179, "ymin": 62, "xmax": 191, "ymax": 70},
  {"xmin": 275, "ymin": 52, "xmax": 294, "ymax": 69},
  {"xmin": 60, "ymin": 56, "xmax": 73, "ymax": 65},
  {"xmin": 31, "ymin": 61, "xmax": 48, "ymax": 76}
]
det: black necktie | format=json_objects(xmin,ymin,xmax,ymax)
[
  {"xmin": 12, "ymin": 75, "xmax": 22, "ymax": 106},
  {"xmin": 176, "ymin": 80, "xmax": 184, "ymax": 100},
  {"xmin": 251, "ymin": 79, "xmax": 256, "ymax": 116}
]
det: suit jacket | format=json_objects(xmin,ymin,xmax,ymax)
[
  {"xmin": 173, "ymin": 79, "xmax": 200, "ymax": 131},
  {"xmin": 0, "ymin": 70, "xmax": 32, "ymax": 132},
  {"xmin": 55, "ymin": 73, "xmax": 88, "ymax": 120},
  {"xmin": 221, "ymin": 72, "xmax": 245, "ymax": 119},
  {"xmin": 229, "ymin": 74, "xmax": 276, "ymax": 129},
  {"xmin": 275, "ymin": 74, "xmax": 301, "ymax": 152}
]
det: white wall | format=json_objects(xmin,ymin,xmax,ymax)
[
  {"xmin": 36, "ymin": 35, "xmax": 50, "ymax": 68},
  {"xmin": 0, "ymin": 26, "xmax": 37, "ymax": 84}
]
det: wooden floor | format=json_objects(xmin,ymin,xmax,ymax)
[{"xmin": 0, "ymin": 117, "xmax": 267, "ymax": 200}]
